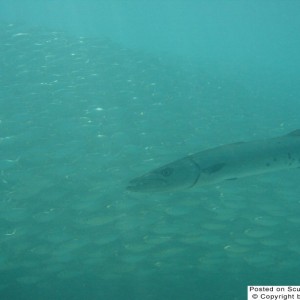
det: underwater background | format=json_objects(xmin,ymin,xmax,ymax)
[{"xmin": 0, "ymin": 1, "xmax": 300, "ymax": 299}]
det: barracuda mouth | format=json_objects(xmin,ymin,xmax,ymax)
[{"xmin": 126, "ymin": 176, "xmax": 168, "ymax": 192}]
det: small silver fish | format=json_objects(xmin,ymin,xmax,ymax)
[{"xmin": 0, "ymin": 157, "xmax": 20, "ymax": 170}]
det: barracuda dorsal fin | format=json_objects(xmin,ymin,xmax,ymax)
[{"xmin": 286, "ymin": 129, "xmax": 300, "ymax": 137}]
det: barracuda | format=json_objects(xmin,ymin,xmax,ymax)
[{"xmin": 127, "ymin": 130, "xmax": 300, "ymax": 192}]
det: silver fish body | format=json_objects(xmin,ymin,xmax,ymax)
[{"xmin": 127, "ymin": 130, "xmax": 300, "ymax": 192}]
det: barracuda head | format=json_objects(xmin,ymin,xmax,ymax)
[{"xmin": 127, "ymin": 157, "xmax": 201, "ymax": 193}]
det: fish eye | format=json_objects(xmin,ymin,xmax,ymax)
[{"xmin": 160, "ymin": 167, "xmax": 173, "ymax": 177}]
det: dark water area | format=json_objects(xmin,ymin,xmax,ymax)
[{"xmin": 0, "ymin": 1, "xmax": 300, "ymax": 299}]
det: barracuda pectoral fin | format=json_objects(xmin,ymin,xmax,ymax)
[
  {"xmin": 203, "ymin": 163, "xmax": 226, "ymax": 174},
  {"xmin": 190, "ymin": 162, "xmax": 226, "ymax": 188}
]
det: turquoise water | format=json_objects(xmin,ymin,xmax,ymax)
[{"xmin": 1, "ymin": 1, "xmax": 300, "ymax": 299}]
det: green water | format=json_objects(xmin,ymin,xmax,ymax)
[{"xmin": 0, "ymin": 2, "xmax": 300, "ymax": 299}]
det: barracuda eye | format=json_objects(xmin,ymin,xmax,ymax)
[{"xmin": 160, "ymin": 167, "xmax": 173, "ymax": 177}]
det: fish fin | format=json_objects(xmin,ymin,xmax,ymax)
[
  {"xmin": 286, "ymin": 129, "xmax": 300, "ymax": 137},
  {"xmin": 204, "ymin": 163, "xmax": 226, "ymax": 174}
]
